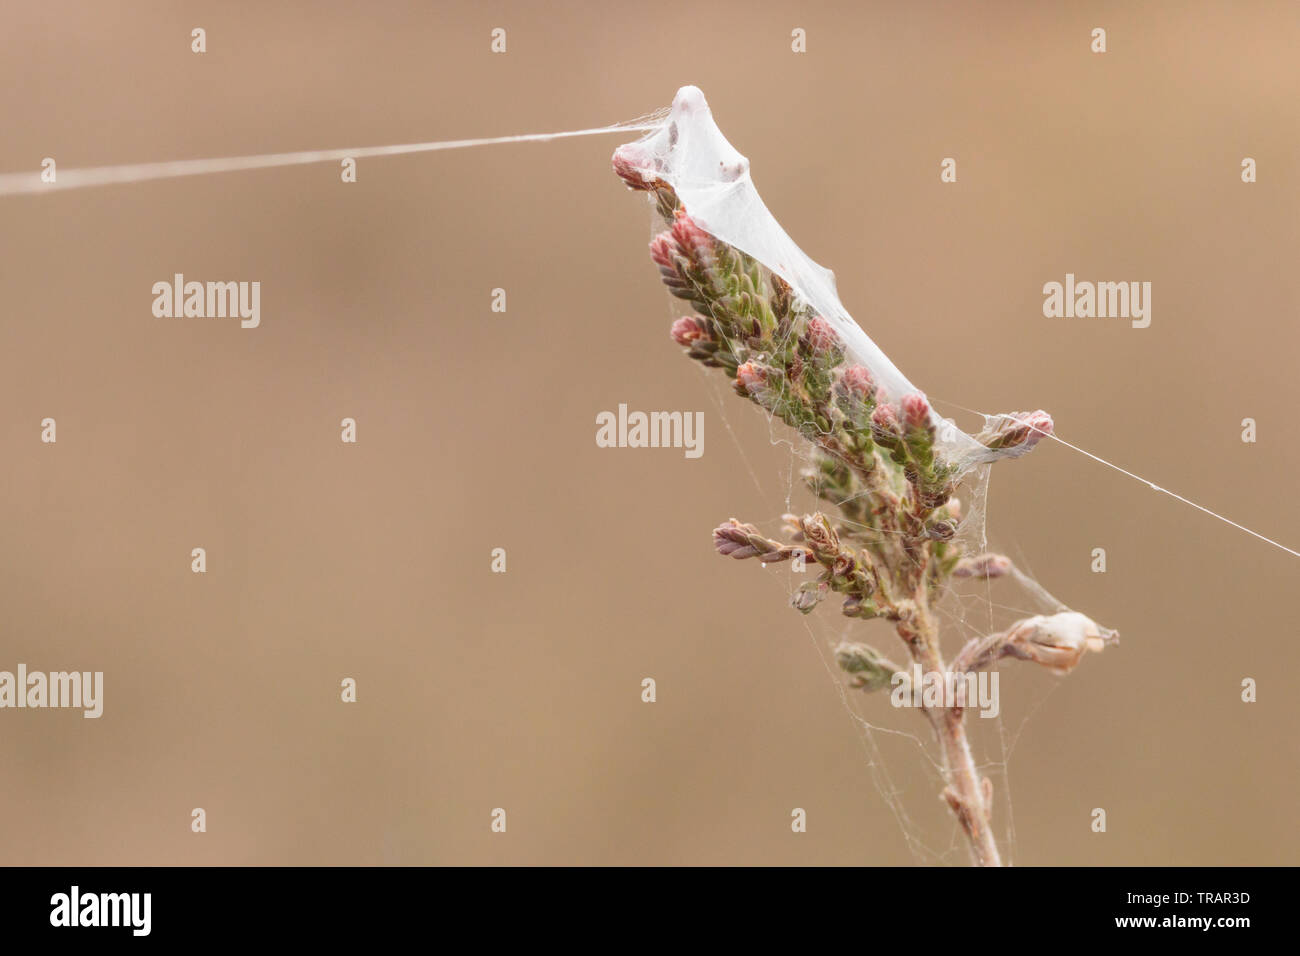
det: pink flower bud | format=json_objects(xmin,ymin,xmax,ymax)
[
  {"xmin": 841, "ymin": 366, "xmax": 875, "ymax": 400},
  {"xmin": 611, "ymin": 145, "xmax": 652, "ymax": 191},
  {"xmin": 871, "ymin": 402, "xmax": 900, "ymax": 434},
  {"xmin": 953, "ymin": 553, "xmax": 1012, "ymax": 579},
  {"xmin": 670, "ymin": 209, "xmax": 712, "ymax": 257},
  {"xmin": 975, "ymin": 409, "xmax": 1055, "ymax": 458},
  {"xmin": 649, "ymin": 233, "xmax": 676, "ymax": 269},
  {"xmin": 900, "ymin": 393, "xmax": 931, "ymax": 430},
  {"xmin": 805, "ymin": 317, "xmax": 840, "ymax": 355},
  {"xmin": 735, "ymin": 362, "xmax": 766, "ymax": 395},
  {"xmin": 1017, "ymin": 410, "xmax": 1054, "ymax": 452},
  {"xmin": 670, "ymin": 316, "xmax": 707, "ymax": 346}
]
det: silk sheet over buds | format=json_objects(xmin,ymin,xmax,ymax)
[{"xmin": 613, "ymin": 86, "xmax": 1040, "ymax": 475}]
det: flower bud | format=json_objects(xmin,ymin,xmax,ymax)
[
  {"xmin": 900, "ymin": 393, "xmax": 932, "ymax": 431},
  {"xmin": 924, "ymin": 518, "xmax": 958, "ymax": 540},
  {"xmin": 840, "ymin": 365, "xmax": 875, "ymax": 401},
  {"xmin": 803, "ymin": 316, "xmax": 841, "ymax": 356},
  {"xmin": 840, "ymin": 595, "xmax": 878, "ymax": 619},
  {"xmin": 871, "ymin": 402, "xmax": 901, "ymax": 438},
  {"xmin": 834, "ymin": 642, "xmax": 895, "ymax": 692},
  {"xmin": 735, "ymin": 362, "xmax": 767, "ymax": 395},
  {"xmin": 975, "ymin": 410, "xmax": 1055, "ymax": 458},
  {"xmin": 670, "ymin": 316, "xmax": 708, "ymax": 346},
  {"xmin": 952, "ymin": 553, "xmax": 1012, "ymax": 579},
  {"xmin": 798, "ymin": 513, "xmax": 840, "ymax": 556},
  {"xmin": 611, "ymin": 145, "xmax": 653, "ymax": 191},
  {"xmin": 712, "ymin": 519, "xmax": 761, "ymax": 559},
  {"xmin": 791, "ymin": 580, "xmax": 828, "ymax": 614},
  {"xmin": 649, "ymin": 233, "xmax": 676, "ymax": 269},
  {"xmin": 670, "ymin": 209, "xmax": 713, "ymax": 258}
]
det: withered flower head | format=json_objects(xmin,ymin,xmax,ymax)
[{"xmin": 1005, "ymin": 612, "xmax": 1119, "ymax": 675}]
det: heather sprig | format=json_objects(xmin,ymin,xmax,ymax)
[{"xmin": 615, "ymin": 147, "xmax": 1114, "ymax": 867}]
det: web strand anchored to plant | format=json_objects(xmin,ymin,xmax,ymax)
[
  {"xmin": 929, "ymin": 397, "xmax": 1300, "ymax": 560},
  {"xmin": 0, "ymin": 116, "xmax": 668, "ymax": 195}
]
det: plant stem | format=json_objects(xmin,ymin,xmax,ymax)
[
  {"xmin": 910, "ymin": 606, "xmax": 1002, "ymax": 867},
  {"xmin": 936, "ymin": 708, "xmax": 1002, "ymax": 866}
]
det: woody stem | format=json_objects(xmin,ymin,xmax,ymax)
[{"xmin": 908, "ymin": 604, "xmax": 1003, "ymax": 867}]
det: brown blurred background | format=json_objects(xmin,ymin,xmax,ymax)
[{"xmin": 1, "ymin": 0, "xmax": 1297, "ymax": 865}]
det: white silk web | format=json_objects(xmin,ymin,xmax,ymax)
[
  {"xmin": 610, "ymin": 86, "xmax": 1008, "ymax": 472},
  {"xmin": 611, "ymin": 86, "xmax": 1299, "ymax": 555}
]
